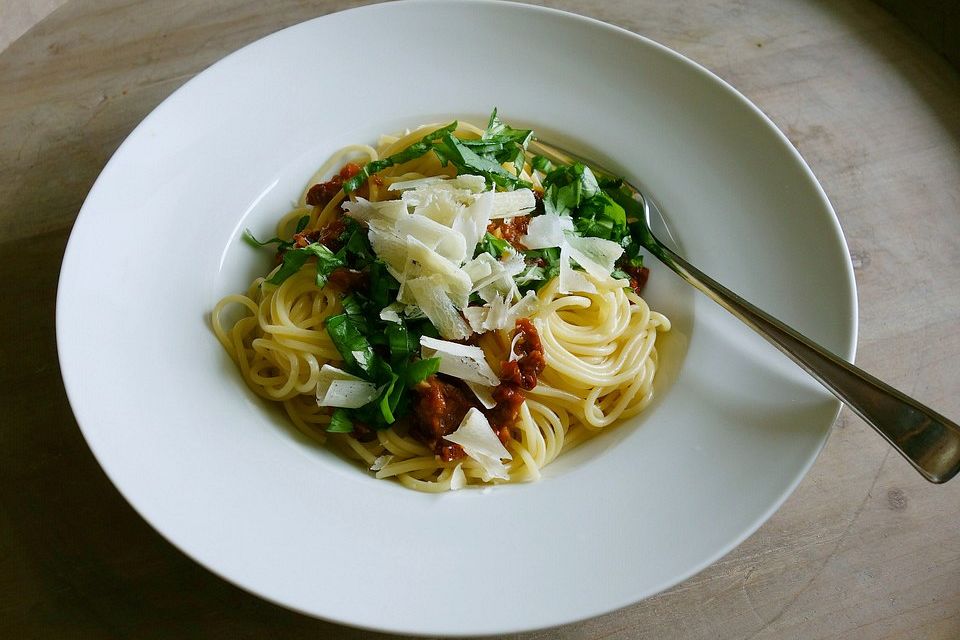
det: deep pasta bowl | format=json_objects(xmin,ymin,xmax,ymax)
[{"xmin": 56, "ymin": 1, "xmax": 856, "ymax": 635}]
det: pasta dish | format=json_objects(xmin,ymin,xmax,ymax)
[{"xmin": 212, "ymin": 110, "xmax": 670, "ymax": 491}]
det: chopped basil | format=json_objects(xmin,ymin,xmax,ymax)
[
  {"xmin": 475, "ymin": 232, "xmax": 511, "ymax": 259},
  {"xmin": 519, "ymin": 247, "xmax": 562, "ymax": 292},
  {"xmin": 573, "ymin": 191, "xmax": 627, "ymax": 241},
  {"xmin": 242, "ymin": 229, "xmax": 288, "ymax": 249},
  {"xmin": 377, "ymin": 372, "xmax": 401, "ymax": 423},
  {"xmin": 368, "ymin": 260, "xmax": 399, "ymax": 309},
  {"xmin": 433, "ymin": 134, "xmax": 532, "ymax": 191},
  {"xmin": 385, "ymin": 323, "xmax": 416, "ymax": 367},
  {"xmin": 325, "ymin": 313, "xmax": 375, "ymax": 376},
  {"xmin": 404, "ymin": 357, "xmax": 440, "ymax": 386},
  {"xmin": 531, "ymin": 155, "xmax": 554, "ymax": 174},
  {"xmin": 343, "ymin": 121, "xmax": 459, "ymax": 193},
  {"xmin": 327, "ymin": 408, "xmax": 354, "ymax": 433}
]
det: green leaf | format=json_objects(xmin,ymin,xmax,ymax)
[
  {"xmin": 264, "ymin": 241, "xmax": 345, "ymax": 287},
  {"xmin": 574, "ymin": 191, "xmax": 627, "ymax": 241},
  {"xmin": 325, "ymin": 313, "xmax": 375, "ymax": 376},
  {"xmin": 385, "ymin": 323, "xmax": 417, "ymax": 366},
  {"xmin": 242, "ymin": 229, "xmax": 287, "ymax": 249},
  {"xmin": 483, "ymin": 108, "xmax": 533, "ymax": 147},
  {"xmin": 326, "ymin": 408, "xmax": 354, "ymax": 433},
  {"xmin": 267, "ymin": 247, "xmax": 311, "ymax": 284},
  {"xmin": 294, "ymin": 215, "xmax": 311, "ymax": 233},
  {"xmin": 474, "ymin": 232, "xmax": 511, "ymax": 259},
  {"xmin": 531, "ymin": 155, "xmax": 554, "ymax": 173},
  {"xmin": 521, "ymin": 247, "xmax": 562, "ymax": 291},
  {"xmin": 434, "ymin": 134, "xmax": 532, "ymax": 191},
  {"xmin": 377, "ymin": 372, "xmax": 401, "ymax": 424},
  {"xmin": 368, "ymin": 260, "xmax": 399, "ymax": 309},
  {"xmin": 343, "ymin": 121, "xmax": 458, "ymax": 193},
  {"xmin": 341, "ymin": 293, "xmax": 364, "ymax": 317},
  {"xmin": 404, "ymin": 357, "xmax": 440, "ymax": 386},
  {"xmin": 305, "ymin": 243, "xmax": 346, "ymax": 287}
]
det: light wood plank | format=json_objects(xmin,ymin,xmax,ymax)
[{"xmin": 1, "ymin": 1, "xmax": 958, "ymax": 638}]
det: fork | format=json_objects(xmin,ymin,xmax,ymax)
[{"xmin": 528, "ymin": 138, "xmax": 960, "ymax": 484}]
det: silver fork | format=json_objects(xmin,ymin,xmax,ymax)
[{"xmin": 528, "ymin": 138, "xmax": 960, "ymax": 484}]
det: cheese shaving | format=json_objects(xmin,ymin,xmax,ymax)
[
  {"xmin": 370, "ymin": 455, "xmax": 393, "ymax": 472},
  {"xmin": 406, "ymin": 276, "xmax": 471, "ymax": 340},
  {"xmin": 316, "ymin": 365, "xmax": 381, "ymax": 408},
  {"xmin": 420, "ymin": 336, "xmax": 499, "ymax": 385},
  {"xmin": 488, "ymin": 189, "xmax": 536, "ymax": 219},
  {"xmin": 464, "ymin": 380, "xmax": 497, "ymax": 409},
  {"xmin": 449, "ymin": 463, "xmax": 466, "ymax": 490},
  {"xmin": 443, "ymin": 408, "xmax": 512, "ymax": 481},
  {"xmin": 521, "ymin": 212, "xmax": 573, "ymax": 249}
]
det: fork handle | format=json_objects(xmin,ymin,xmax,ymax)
[{"xmin": 650, "ymin": 242, "xmax": 960, "ymax": 483}]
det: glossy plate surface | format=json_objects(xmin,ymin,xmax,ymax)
[{"xmin": 57, "ymin": 1, "xmax": 857, "ymax": 635}]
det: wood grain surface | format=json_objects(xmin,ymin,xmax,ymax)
[{"xmin": 2, "ymin": 1, "xmax": 958, "ymax": 638}]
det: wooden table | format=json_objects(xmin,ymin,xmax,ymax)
[{"xmin": 2, "ymin": 1, "xmax": 958, "ymax": 638}]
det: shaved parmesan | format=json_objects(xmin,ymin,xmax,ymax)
[
  {"xmin": 512, "ymin": 290, "xmax": 539, "ymax": 317},
  {"xmin": 451, "ymin": 174, "xmax": 488, "ymax": 193},
  {"xmin": 316, "ymin": 365, "xmax": 380, "ymax": 408},
  {"xmin": 370, "ymin": 455, "xmax": 393, "ymax": 472},
  {"xmin": 515, "ymin": 264, "xmax": 545, "ymax": 286},
  {"xmin": 406, "ymin": 276, "xmax": 471, "ymax": 340},
  {"xmin": 565, "ymin": 232, "xmax": 623, "ymax": 278},
  {"xmin": 404, "ymin": 236, "xmax": 472, "ymax": 304},
  {"xmin": 483, "ymin": 294, "xmax": 512, "ymax": 330},
  {"xmin": 368, "ymin": 226, "xmax": 408, "ymax": 276},
  {"xmin": 449, "ymin": 463, "xmax": 466, "ymax": 490},
  {"xmin": 387, "ymin": 176, "xmax": 446, "ymax": 191},
  {"xmin": 488, "ymin": 189, "xmax": 536, "ymax": 219},
  {"xmin": 501, "ymin": 248, "xmax": 527, "ymax": 277},
  {"xmin": 454, "ymin": 190, "xmax": 493, "ymax": 255},
  {"xmin": 464, "ymin": 380, "xmax": 497, "ymax": 409},
  {"xmin": 443, "ymin": 408, "xmax": 512, "ymax": 481},
  {"xmin": 558, "ymin": 244, "xmax": 596, "ymax": 294},
  {"xmin": 419, "ymin": 336, "xmax": 500, "ymax": 385},
  {"xmin": 467, "ymin": 252, "xmax": 521, "ymax": 303},
  {"xmin": 463, "ymin": 254, "xmax": 495, "ymax": 284},
  {"xmin": 342, "ymin": 198, "xmax": 408, "ymax": 225},
  {"xmin": 462, "ymin": 306, "xmax": 487, "ymax": 334},
  {"xmin": 396, "ymin": 214, "xmax": 467, "ymax": 264},
  {"xmin": 379, "ymin": 303, "xmax": 403, "ymax": 324},
  {"xmin": 508, "ymin": 331, "xmax": 523, "ymax": 362},
  {"xmin": 462, "ymin": 290, "xmax": 540, "ymax": 333},
  {"xmin": 522, "ymin": 213, "xmax": 574, "ymax": 249}
]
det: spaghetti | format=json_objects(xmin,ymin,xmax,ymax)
[{"xmin": 212, "ymin": 112, "xmax": 670, "ymax": 492}]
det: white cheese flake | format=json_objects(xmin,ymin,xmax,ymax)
[
  {"xmin": 396, "ymin": 214, "xmax": 467, "ymax": 265},
  {"xmin": 419, "ymin": 336, "xmax": 499, "ymax": 385},
  {"xmin": 315, "ymin": 365, "xmax": 380, "ymax": 408},
  {"xmin": 370, "ymin": 455, "xmax": 393, "ymax": 472},
  {"xmin": 379, "ymin": 303, "xmax": 403, "ymax": 324},
  {"xmin": 488, "ymin": 189, "xmax": 536, "ymax": 219},
  {"xmin": 558, "ymin": 244, "xmax": 596, "ymax": 294},
  {"xmin": 449, "ymin": 463, "xmax": 467, "ymax": 490},
  {"xmin": 403, "ymin": 236, "xmax": 472, "ymax": 306},
  {"xmin": 521, "ymin": 212, "xmax": 573, "ymax": 249},
  {"xmin": 342, "ymin": 198, "xmax": 408, "ymax": 225},
  {"xmin": 564, "ymin": 232, "xmax": 624, "ymax": 278},
  {"xmin": 444, "ymin": 408, "xmax": 512, "ymax": 481},
  {"xmin": 464, "ymin": 380, "xmax": 497, "ymax": 409},
  {"xmin": 387, "ymin": 176, "xmax": 446, "ymax": 191},
  {"xmin": 461, "ymin": 290, "xmax": 540, "ymax": 332},
  {"xmin": 453, "ymin": 190, "xmax": 493, "ymax": 256},
  {"xmin": 406, "ymin": 276, "xmax": 471, "ymax": 340}
]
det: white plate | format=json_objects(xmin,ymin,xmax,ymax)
[{"xmin": 57, "ymin": 1, "xmax": 857, "ymax": 635}]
